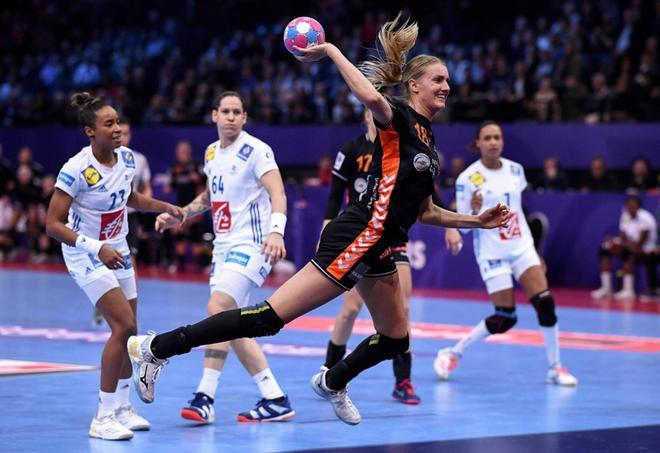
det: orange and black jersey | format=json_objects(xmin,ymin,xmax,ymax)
[
  {"xmin": 355, "ymin": 97, "xmax": 441, "ymax": 241},
  {"xmin": 324, "ymin": 134, "xmax": 375, "ymax": 219}
]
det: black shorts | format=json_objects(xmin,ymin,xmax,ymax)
[
  {"xmin": 312, "ymin": 208, "xmax": 402, "ymax": 290},
  {"xmin": 391, "ymin": 241, "xmax": 409, "ymax": 265}
]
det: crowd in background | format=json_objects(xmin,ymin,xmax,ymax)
[{"xmin": 1, "ymin": 0, "xmax": 659, "ymax": 126}]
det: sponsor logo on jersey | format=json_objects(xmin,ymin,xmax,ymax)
[
  {"xmin": 353, "ymin": 177, "xmax": 368, "ymax": 194},
  {"xmin": 121, "ymin": 151, "xmax": 135, "ymax": 168},
  {"xmin": 498, "ymin": 212, "xmax": 522, "ymax": 240},
  {"xmin": 259, "ymin": 267, "xmax": 269, "ymax": 279},
  {"xmin": 469, "ymin": 172, "xmax": 485, "ymax": 186},
  {"xmin": 82, "ymin": 165, "xmax": 102, "ymax": 186},
  {"xmin": 413, "ymin": 153, "xmax": 431, "ymax": 172},
  {"xmin": 205, "ymin": 146, "xmax": 215, "ymax": 162},
  {"xmin": 333, "ymin": 152, "xmax": 346, "ymax": 170},
  {"xmin": 487, "ymin": 259, "xmax": 502, "ymax": 268},
  {"xmin": 225, "ymin": 251, "xmax": 250, "ymax": 267},
  {"xmin": 99, "ymin": 209, "xmax": 125, "ymax": 240},
  {"xmin": 57, "ymin": 171, "xmax": 75, "ymax": 186},
  {"xmin": 237, "ymin": 144, "xmax": 254, "ymax": 161},
  {"xmin": 211, "ymin": 201, "xmax": 231, "ymax": 233}
]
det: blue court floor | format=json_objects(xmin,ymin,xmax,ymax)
[{"xmin": 1, "ymin": 269, "xmax": 659, "ymax": 452}]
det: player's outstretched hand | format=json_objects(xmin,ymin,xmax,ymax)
[
  {"xmin": 99, "ymin": 244, "xmax": 125, "ymax": 270},
  {"xmin": 166, "ymin": 204, "xmax": 187, "ymax": 224},
  {"xmin": 478, "ymin": 203, "xmax": 513, "ymax": 229},
  {"xmin": 293, "ymin": 43, "xmax": 333, "ymax": 62},
  {"xmin": 262, "ymin": 233, "xmax": 287, "ymax": 265},
  {"xmin": 155, "ymin": 212, "xmax": 181, "ymax": 233}
]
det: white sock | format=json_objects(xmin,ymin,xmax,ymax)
[
  {"xmin": 623, "ymin": 274, "xmax": 634, "ymax": 292},
  {"xmin": 451, "ymin": 320, "xmax": 490, "ymax": 357},
  {"xmin": 115, "ymin": 378, "xmax": 131, "ymax": 409},
  {"xmin": 196, "ymin": 368, "xmax": 221, "ymax": 399},
  {"xmin": 541, "ymin": 324, "xmax": 561, "ymax": 367},
  {"xmin": 600, "ymin": 272, "xmax": 612, "ymax": 291},
  {"xmin": 253, "ymin": 368, "xmax": 284, "ymax": 400},
  {"xmin": 98, "ymin": 391, "xmax": 116, "ymax": 417}
]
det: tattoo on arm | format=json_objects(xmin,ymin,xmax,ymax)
[
  {"xmin": 183, "ymin": 190, "xmax": 211, "ymax": 218},
  {"xmin": 204, "ymin": 349, "xmax": 228, "ymax": 360}
]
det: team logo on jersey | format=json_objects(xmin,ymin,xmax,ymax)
[
  {"xmin": 237, "ymin": 144, "xmax": 254, "ymax": 161},
  {"xmin": 487, "ymin": 259, "xmax": 502, "ymax": 269},
  {"xmin": 413, "ymin": 153, "xmax": 431, "ymax": 172},
  {"xmin": 469, "ymin": 172, "xmax": 485, "ymax": 186},
  {"xmin": 97, "ymin": 184, "xmax": 109, "ymax": 192},
  {"xmin": 510, "ymin": 164, "xmax": 521, "ymax": 175},
  {"xmin": 498, "ymin": 212, "xmax": 522, "ymax": 240},
  {"xmin": 333, "ymin": 152, "xmax": 346, "ymax": 171},
  {"xmin": 57, "ymin": 171, "xmax": 75, "ymax": 187},
  {"xmin": 121, "ymin": 151, "xmax": 135, "ymax": 168},
  {"xmin": 82, "ymin": 165, "xmax": 102, "ymax": 186},
  {"xmin": 211, "ymin": 201, "xmax": 232, "ymax": 233},
  {"xmin": 353, "ymin": 177, "xmax": 368, "ymax": 194},
  {"xmin": 225, "ymin": 251, "xmax": 250, "ymax": 267},
  {"xmin": 230, "ymin": 165, "xmax": 237, "ymax": 175},
  {"xmin": 99, "ymin": 208, "xmax": 125, "ymax": 240},
  {"xmin": 205, "ymin": 146, "xmax": 215, "ymax": 163}
]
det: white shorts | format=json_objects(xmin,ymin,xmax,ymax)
[
  {"xmin": 478, "ymin": 247, "xmax": 541, "ymax": 294},
  {"xmin": 62, "ymin": 240, "xmax": 136, "ymax": 304},
  {"xmin": 210, "ymin": 243, "xmax": 271, "ymax": 305}
]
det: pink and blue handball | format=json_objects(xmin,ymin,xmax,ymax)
[{"xmin": 283, "ymin": 17, "xmax": 325, "ymax": 56}]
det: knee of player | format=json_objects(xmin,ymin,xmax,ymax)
[
  {"xmin": 485, "ymin": 307, "xmax": 517, "ymax": 334},
  {"xmin": 238, "ymin": 301, "xmax": 285, "ymax": 337},
  {"xmin": 112, "ymin": 318, "xmax": 137, "ymax": 339},
  {"xmin": 530, "ymin": 290, "xmax": 557, "ymax": 327}
]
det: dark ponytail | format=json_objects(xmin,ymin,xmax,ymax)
[{"xmin": 70, "ymin": 92, "xmax": 106, "ymax": 129}]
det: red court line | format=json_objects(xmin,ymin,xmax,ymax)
[
  {"xmin": 285, "ymin": 316, "xmax": 660, "ymax": 353},
  {"xmin": 2, "ymin": 262, "xmax": 659, "ymax": 313}
]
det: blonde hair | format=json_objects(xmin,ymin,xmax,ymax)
[{"xmin": 359, "ymin": 13, "xmax": 445, "ymax": 94}]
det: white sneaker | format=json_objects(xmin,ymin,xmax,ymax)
[
  {"xmin": 433, "ymin": 347, "xmax": 461, "ymax": 380},
  {"xmin": 546, "ymin": 365, "xmax": 578, "ymax": 387},
  {"xmin": 310, "ymin": 370, "xmax": 361, "ymax": 425},
  {"xmin": 115, "ymin": 404, "xmax": 150, "ymax": 431},
  {"xmin": 613, "ymin": 289, "xmax": 635, "ymax": 301},
  {"xmin": 127, "ymin": 332, "xmax": 168, "ymax": 404},
  {"xmin": 89, "ymin": 413, "xmax": 134, "ymax": 440},
  {"xmin": 590, "ymin": 287, "xmax": 612, "ymax": 299}
]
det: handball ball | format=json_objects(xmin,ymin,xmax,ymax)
[{"xmin": 283, "ymin": 17, "xmax": 325, "ymax": 56}]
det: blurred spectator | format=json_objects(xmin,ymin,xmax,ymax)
[
  {"xmin": 533, "ymin": 77, "xmax": 560, "ymax": 122},
  {"xmin": 535, "ymin": 156, "xmax": 569, "ymax": 192},
  {"xmin": 584, "ymin": 73, "xmax": 612, "ymax": 123},
  {"xmin": 17, "ymin": 146, "xmax": 44, "ymax": 186},
  {"xmin": 560, "ymin": 75, "xmax": 588, "ymax": 122},
  {"xmin": 0, "ymin": 195, "xmax": 14, "ymax": 260},
  {"xmin": 442, "ymin": 156, "xmax": 467, "ymax": 189},
  {"xmin": 163, "ymin": 140, "xmax": 206, "ymax": 272},
  {"xmin": 317, "ymin": 154, "xmax": 333, "ymax": 186},
  {"xmin": 34, "ymin": 174, "xmax": 57, "ymax": 262},
  {"xmin": 0, "ymin": 144, "xmax": 15, "ymax": 196},
  {"xmin": 626, "ymin": 157, "xmax": 657, "ymax": 193},
  {"xmin": 591, "ymin": 191, "xmax": 658, "ymax": 301},
  {"xmin": 11, "ymin": 164, "xmax": 41, "ymax": 259},
  {"xmin": 581, "ymin": 156, "xmax": 619, "ymax": 192}
]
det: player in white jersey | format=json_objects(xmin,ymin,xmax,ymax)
[
  {"xmin": 46, "ymin": 93, "xmax": 185, "ymax": 441},
  {"xmin": 155, "ymin": 91, "xmax": 294, "ymax": 423},
  {"xmin": 433, "ymin": 121, "xmax": 578, "ymax": 387}
]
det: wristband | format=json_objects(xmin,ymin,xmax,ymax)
[
  {"xmin": 75, "ymin": 234, "xmax": 104, "ymax": 256},
  {"xmin": 269, "ymin": 212, "xmax": 287, "ymax": 236}
]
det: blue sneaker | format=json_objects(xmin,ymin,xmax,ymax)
[
  {"xmin": 180, "ymin": 392, "xmax": 216, "ymax": 424},
  {"xmin": 237, "ymin": 396, "xmax": 295, "ymax": 422}
]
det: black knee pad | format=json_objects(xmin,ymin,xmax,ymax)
[
  {"xmin": 530, "ymin": 290, "xmax": 557, "ymax": 327},
  {"xmin": 371, "ymin": 332, "xmax": 409, "ymax": 360},
  {"xmin": 485, "ymin": 307, "xmax": 517, "ymax": 334},
  {"xmin": 238, "ymin": 301, "xmax": 285, "ymax": 337}
]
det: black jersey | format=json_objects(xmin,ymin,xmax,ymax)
[
  {"xmin": 356, "ymin": 97, "xmax": 441, "ymax": 241},
  {"xmin": 324, "ymin": 134, "xmax": 375, "ymax": 219}
]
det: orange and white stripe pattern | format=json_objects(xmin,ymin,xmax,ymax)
[{"xmin": 327, "ymin": 125, "xmax": 400, "ymax": 280}]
